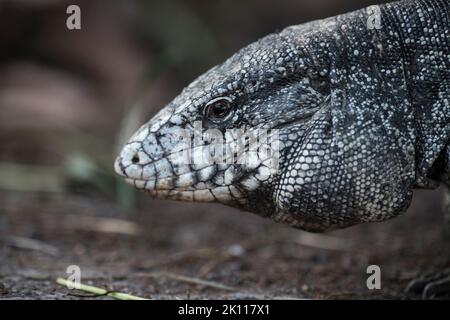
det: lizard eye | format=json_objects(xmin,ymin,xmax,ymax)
[{"xmin": 204, "ymin": 97, "xmax": 234, "ymax": 122}]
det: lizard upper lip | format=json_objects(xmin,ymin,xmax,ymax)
[{"xmin": 115, "ymin": 156, "xmax": 171, "ymax": 190}]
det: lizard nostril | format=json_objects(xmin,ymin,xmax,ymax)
[{"xmin": 131, "ymin": 153, "xmax": 140, "ymax": 164}]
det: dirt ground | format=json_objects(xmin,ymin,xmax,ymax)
[{"xmin": 0, "ymin": 187, "xmax": 448, "ymax": 300}]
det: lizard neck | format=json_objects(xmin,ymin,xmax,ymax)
[
  {"xmin": 383, "ymin": 0, "xmax": 449, "ymax": 91},
  {"xmin": 383, "ymin": 0, "xmax": 450, "ymax": 187}
]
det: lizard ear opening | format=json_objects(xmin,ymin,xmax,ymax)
[{"xmin": 310, "ymin": 77, "xmax": 331, "ymax": 96}]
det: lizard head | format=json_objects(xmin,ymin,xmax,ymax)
[
  {"xmin": 115, "ymin": 18, "xmax": 415, "ymax": 232},
  {"xmin": 115, "ymin": 31, "xmax": 330, "ymax": 215}
]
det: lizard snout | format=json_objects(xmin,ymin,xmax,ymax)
[
  {"xmin": 114, "ymin": 142, "xmax": 148, "ymax": 179},
  {"xmin": 114, "ymin": 156, "xmax": 125, "ymax": 177},
  {"xmin": 114, "ymin": 129, "xmax": 191, "ymax": 191}
]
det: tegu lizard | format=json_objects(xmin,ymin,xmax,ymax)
[{"xmin": 115, "ymin": 0, "xmax": 450, "ymax": 298}]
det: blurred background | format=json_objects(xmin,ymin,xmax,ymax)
[{"xmin": 0, "ymin": 0, "xmax": 446, "ymax": 299}]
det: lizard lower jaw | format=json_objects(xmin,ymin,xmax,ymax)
[
  {"xmin": 124, "ymin": 177, "xmax": 196, "ymax": 192},
  {"xmin": 124, "ymin": 178, "xmax": 173, "ymax": 191},
  {"xmin": 122, "ymin": 178, "xmax": 208, "ymax": 202},
  {"xmin": 124, "ymin": 178, "xmax": 148, "ymax": 190}
]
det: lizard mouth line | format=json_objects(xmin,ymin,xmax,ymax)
[
  {"xmin": 124, "ymin": 177, "xmax": 201, "ymax": 192},
  {"xmin": 124, "ymin": 178, "xmax": 171, "ymax": 190},
  {"xmin": 124, "ymin": 178, "xmax": 149, "ymax": 185}
]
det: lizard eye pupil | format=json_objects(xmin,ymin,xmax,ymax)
[{"xmin": 204, "ymin": 98, "xmax": 233, "ymax": 122}]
